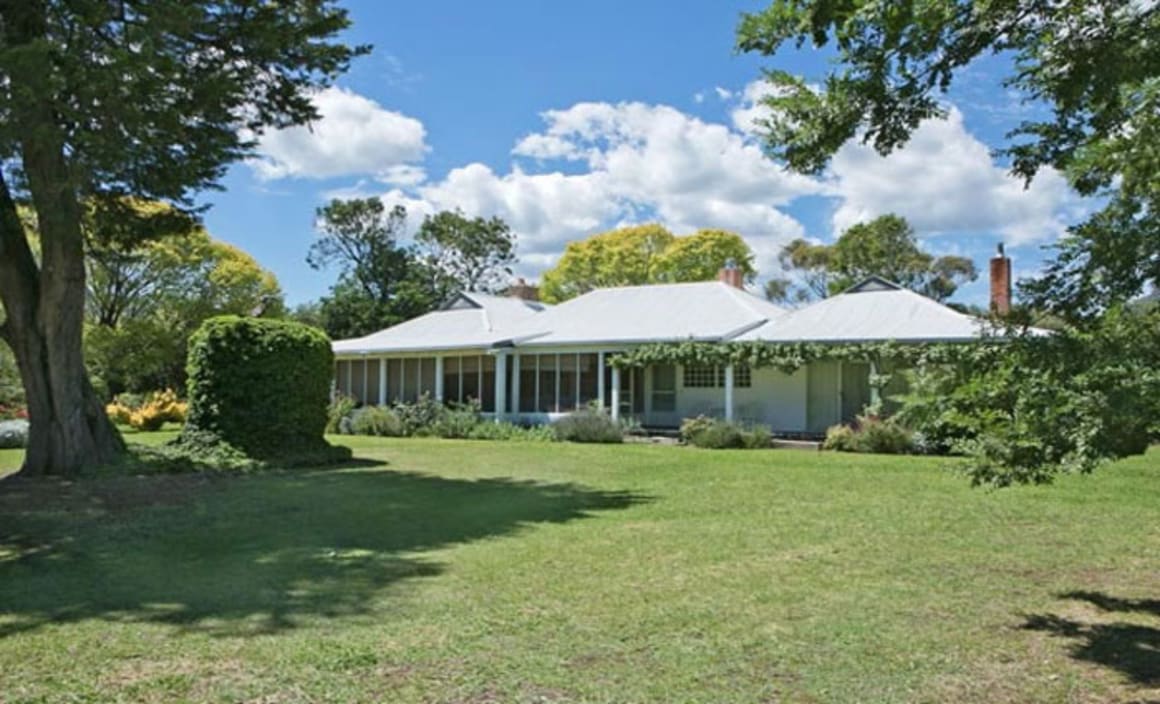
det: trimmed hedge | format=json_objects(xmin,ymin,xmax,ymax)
[{"xmin": 179, "ymin": 316, "xmax": 349, "ymax": 464}]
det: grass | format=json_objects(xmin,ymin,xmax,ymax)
[{"xmin": 0, "ymin": 436, "xmax": 1157, "ymax": 703}]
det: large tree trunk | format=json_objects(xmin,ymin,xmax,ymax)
[
  {"xmin": 0, "ymin": 171, "xmax": 124, "ymax": 477},
  {"xmin": 0, "ymin": 0, "xmax": 124, "ymax": 476}
]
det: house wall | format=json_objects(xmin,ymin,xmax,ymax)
[{"xmin": 663, "ymin": 365, "xmax": 808, "ymax": 432}]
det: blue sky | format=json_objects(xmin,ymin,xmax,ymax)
[{"xmin": 199, "ymin": 0, "xmax": 1089, "ymax": 308}]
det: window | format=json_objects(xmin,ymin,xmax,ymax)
[
  {"xmin": 682, "ymin": 365, "xmax": 751, "ymax": 388},
  {"xmin": 683, "ymin": 365, "xmax": 719, "ymax": 388}
]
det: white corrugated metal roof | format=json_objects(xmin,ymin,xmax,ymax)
[
  {"xmin": 504, "ymin": 281, "xmax": 787, "ymax": 347},
  {"xmin": 332, "ymin": 277, "xmax": 1012, "ymax": 355},
  {"xmin": 735, "ymin": 282, "xmax": 994, "ymax": 343},
  {"xmin": 332, "ymin": 292, "xmax": 547, "ymax": 355}
]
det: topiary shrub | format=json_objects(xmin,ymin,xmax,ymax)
[
  {"xmin": 553, "ymin": 407, "xmax": 623, "ymax": 443},
  {"xmin": 177, "ymin": 316, "xmax": 350, "ymax": 465}
]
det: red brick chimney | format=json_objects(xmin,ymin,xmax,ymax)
[
  {"xmin": 506, "ymin": 277, "xmax": 540, "ymax": 302},
  {"xmin": 990, "ymin": 243, "xmax": 1011, "ymax": 315},
  {"xmin": 718, "ymin": 259, "xmax": 744, "ymax": 289}
]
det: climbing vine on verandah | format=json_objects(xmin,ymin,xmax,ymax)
[{"xmin": 607, "ymin": 340, "xmax": 1006, "ymax": 375}]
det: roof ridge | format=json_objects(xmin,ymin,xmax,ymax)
[{"xmin": 719, "ymin": 281, "xmax": 777, "ymax": 320}]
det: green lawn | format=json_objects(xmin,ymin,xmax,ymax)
[{"xmin": 0, "ymin": 436, "xmax": 1157, "ymax": 703}]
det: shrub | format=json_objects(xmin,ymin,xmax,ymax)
[
  {"xmin": 178, "ymin": 316, "xmax": 350, "ymax": 465},
  {"xmin": 822, "ymin": 424, "xmax": 859, "ymax": 452},
  {"xmin": 0, "ymin": 419, "xmax": 29, "ymax": 449},
  {"xmin": 553, "ymin": 407, "xmax": 623, "ymax": 443},
  {"xmin": 467, "ymin": 421, "xmax": 556, "ymax": 442},
  {"xmin": 350, "ymin": 405, "xmax": 404, "ymax": 437},
  {"xmin": 393, "ymin": 393, "xmax": 446, "ymax": 436},
  {"xmin": 680, "ymin": 416, "xmax": 770, "ymax": 449},
  {"xmin": 823, "ymin": 414, "xmax": 915, "ymax": 454},
  {"xmin": 108, "ymin": 389, "xmax": 187, "ymax": 431},
  {"xmin": 433, "ymin": 400, "xmax": 481, "ymax": 439},
  {"xmin": 106, "ymin": 400, "xmax": 134, "ymax": 426},
  {"xmin": 326, "ymin": 394, "xmax": 357, "ymax": 434}
]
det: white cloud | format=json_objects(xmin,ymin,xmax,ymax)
[
  {"xmin": 431, "ymin": 101, "xmax": 822, "ymax": 276},
  {"xmin": 296, "ymin": 85, "xmax": 1088, "ymax": 284},
  {"xmin": 825, "ymin": 107, "xmax": 1084, "ymax": 244},
  {"xmin": 693, "ymin": 92, "xmax": 705, "ymax": 104},
  {"xmin": 714, "ymin": 86, "xmax": 733, "ymax": 100},
  {"xmin": 249, "ymin": 86, "xmax": 427, "ymax": 180}
]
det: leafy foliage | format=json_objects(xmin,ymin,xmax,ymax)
[
  {"xmin": 552, "ymin": 407, "xmax": 624, "ymax": 444},
  {"xmin": 768, "ymin": 215, "xmax": 976, "ymax": 303},
  {"xmin": 179, "ymin": 317, "xmax": 349, "ymax": 464},
  {"xmin": 416, "ymin": 210, "xmax": 517, "ymax": 293},
  {"xmin": 350, "ymin": 405, "xmax": 405, "ymax": 437},
  {"xmin": 897, "ymin": 308, "xmax": 1160, "ymax": 485},
  {"xmin": 611, "ymin": 338, "xmax": 999, "ymax": 374},
  {"xmin": 0, "ymin": 419, "xmax": 29, "ymax": 449},
  {"xmin": 736, "ymin": 0, "xmax": 1159, "ymax": 315},
  {"xmin": 83, "ymin": 220, "xmax": 284, "ymax": 395},
  {"xmin": 106, "ymin": 389, "xmax": 187, "ymax": 432},
  {"xmin": 540, "ymin": 225, "xmax": 757, "ymax": 303},
  {"xmin": 309, "ymin": 199, "xmax": 447, "ymax": 339},
  {"xmin": 680, "ymin": 416, "xmax": 771, "ymax": 449},
  {"xmin": 465, "ymin": 421, "xmax": 556, "ymax": 442},
  {"xmin": 823, "ymin": 416, "xmax": 915, "ymax": 455}
]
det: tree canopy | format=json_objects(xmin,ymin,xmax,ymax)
[
  {"xmin": 416, "ymin": 210, "xmax": 517, "ymax": 293},
  {"xmin": 540, "ymin": 225, "xmax": 757, "ymax": 303},
  {"xmin": 308, "ymin": 198, "xmax": 446, "ymax": 340},
  {"xmin": 767, "ymin": 215, "xmax": 976, "ymax": 304},
  {"xmin": 736, "ymin": 0, "xmax": 1159, "ymax": 317}
]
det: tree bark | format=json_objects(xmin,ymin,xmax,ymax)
[{"xmin": 0, "ymin": 0, "xmax": 124, "ymax": 476}]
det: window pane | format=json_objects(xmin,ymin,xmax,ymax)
[
  {"xmin": 335, "ymin": 360, "xmax": 349, "ymax": 398},
  {"xmin": 518, "ymin": 355, "xmax": 537, "ymax": 412},
  {"xmin": 537, "ymin": 354, "xmax": 557, "ymax": 413},
  {"xmin": 559, "ymin": 354, "xmax": 577, "ymax": 411},
  {"xmin": 683, "ymin": 365, "xmax": 717, "ymax": 388},
  {"xmin": 367, "ymin": 359, "xmax": 381, "ymax": 404},
  {"xmin": 400, "ymin": 359, "xmax": 417, "ymax": 403},
  {"xmin": 578, "ymin": 354, "xmax": 599, "ymax": 406},
  {"xmin": 387, "ymin": 359, "xmax": 403, "ymax": 403},
  {"xmin": 350, "ymin": 360, "xmax": 367, "ymax": 404},
  {"xmin": 481, "ymin": 355, "xmax": 495, "ymax": 412},
  {"xmin": 462, "ymin": 355, "xmax": 480, "ymax": 404},
  {"xmin": 443, "ymin": 356, "xmax": 461, "ymax": 405},
  {"xmin": 419, "ymin": 358, "xmax": 436, "ymax": 398},
  {"xmin": 735, "ymin": 365, "xmax": 752, "ymax": 388}
]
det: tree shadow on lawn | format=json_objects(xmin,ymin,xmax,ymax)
[
  {"xmin": 1020, "ymin": 590, "xmax": 1160, "ymax": 693},
  {"xmin": 0, "ymin": 461, "xmax": 648, "ymax": 638}
]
